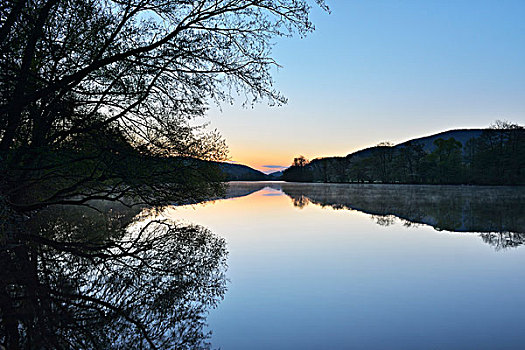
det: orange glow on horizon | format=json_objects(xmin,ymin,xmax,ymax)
[
  {"xmin": 226, "ymin": 145, "xmax": 293, "ymax": 173},
  {"xmin": 225, "ymin": 144, "xmax": 368, "ymax": 173}
]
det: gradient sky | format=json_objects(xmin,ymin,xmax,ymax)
[{"xmin": 206, "ymin": 0, "xmax": 525, "ymax": 173}]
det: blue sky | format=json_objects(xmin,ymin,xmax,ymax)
[{"xmin": 208, "ymin": 0, "xmax": 525, "ymax": 172}]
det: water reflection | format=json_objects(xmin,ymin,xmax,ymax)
[
  {"xmin": 225, "ymin": 182, "xmax": 525, "ymax": 249},
  {"xmin": 1, "ymin": 204, "xmax": 227, "ymax": 349}
]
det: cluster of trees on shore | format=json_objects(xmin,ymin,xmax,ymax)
[{"xmin": 283, "ymin": 123, "xmax": 525, "ymax": 185}]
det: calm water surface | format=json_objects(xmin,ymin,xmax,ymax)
[{"xmin": 164, "ymin": 182, "xmax": 525, "ymax": 350}]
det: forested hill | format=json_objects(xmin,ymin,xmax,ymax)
[
  {"xmin": 215, "ymin": 162, "xmax": 269, "ymax": 181},
  {"xmin": 395, "ymin": 129, "xmax": 483, "ymax": 152},
  {"xmin": 282, "ymin": 126, "xmax": 525, "ymax": 185},
  {"xmin": 345, "ymin": 129, "xmax": 483, "ymax": 160}
]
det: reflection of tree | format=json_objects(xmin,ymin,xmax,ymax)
[
  {"xmin": 371, "ymin": 214, "xmax": 396, "ymax": 227},
  {"xmin": 292, "ymin": 195, "xmax": 310, "ymax": 209},
  {"xmin": 1, "ymin": 206, "xmax": 228, "ymax": 349},
  {"xmin": 401, "ymin": 219, "xmax": 421, "ymax": 228},
  {"xmin": 276, "ymin": 183, "xmax": 525, "ymax": 249},
  {"xmin": 480, "ymin": 232, "xmax": 525, "ymax": 251}
]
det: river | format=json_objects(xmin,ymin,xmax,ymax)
[{"xmin": 164, "ymin": 181, "xmax": 525, "ymax": 350}]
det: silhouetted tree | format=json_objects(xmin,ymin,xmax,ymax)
[
  {"xmin": 393, "ymin": 141, "xmax": 426, "ymax": 183},
  {"xmin": 425, "ymin": 138, "xmax": 463, "ymax": 183},
  {"xmin": 282, "ymin": 155, "xmax": 313, "ymax": 182},
  {"xmin": 293, "ymin": 155, "xmax": 309, "ymax": 167},
  {"xmin": 467, "ymin": 121, "xmax": 525, "ymax": 184},
  {"xmin": 369, "ymin": 142, "xmax": 395, "ymax": 182},
  {"xmin": 0, "ymin": 0, "xmax": 328, "ymax": 211}
]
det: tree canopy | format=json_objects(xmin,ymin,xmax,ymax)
[{"xmin": 0, "ymin": 0, "xmax": 327, "ymax": 210}]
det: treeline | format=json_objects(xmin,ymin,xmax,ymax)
[
  {"xmin": 2, "ymin": 123, "xmax": 268, "ymax": 210},
  {"xmin": 2, "ymin": 126, "xmax": 228, "ymax": 211},
  {"xmin": 282, "ymin": 125, "xmax": 525, "ymax": 185}
]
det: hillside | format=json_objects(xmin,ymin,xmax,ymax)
[
  {"xmin": 347, "ymin": 129, "xmax": 484, "ymax": 161},
  {"xmin": 282, "ymin": 127, "xmax": 525, "ymax": 185},
  {"xmin": 395, "ymin": 129, "xmax": 483, "ymax": 152},
  {"xmin": 215, "ymin": 162, "xmax": 269, "ymax": 181},
  {"xmin": 268, "ymin": 170, "xmax": 284, "ymax": 180}
]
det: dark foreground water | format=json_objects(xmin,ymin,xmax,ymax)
[{"xmin": 166, "ymin": 182, "xmax": 525, "ymax": 350}]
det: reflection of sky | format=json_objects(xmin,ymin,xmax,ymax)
[
  {"xmin": 165, "ymin": 187, "xmax": 525, "ymax": 349},
  {"xmin": 206, "ymin": 1, "xmax": 525, "ymax": 172}
]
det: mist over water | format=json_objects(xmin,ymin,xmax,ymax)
[{"xmin": 167, "ymin": 182, "xmax": 525, "ymax": 350}]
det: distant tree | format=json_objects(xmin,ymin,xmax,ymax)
[
  {"xmin": 293, "ymin": 155, "xmax": 310, "ymax": 167},
  {"xmin": 348, "ymin": 158, "xmax": 370, "ymax": 183},
  {"xmin": 368, "ymin": 142, "xmax": 395, "ymax": 183},
  {"xmin": 393, "ymin": 142, "xmax": 426, "ymax": 183},
  {"xmin": 282, "ymin": 155, "xmax": 313, "ymax": 182},
  {"xmin": 425, "ymin": 138, "xmax": 463, "ymax": 183},
  {"xmin": 468, "ymin": 121, "xmax": 525, "ymax": 184},
  {"xmin": 490, "ymin": 120, "xmax": 522, "ymax": 130},
  {"xmin": 306, "ymin": 157, "xmax": 348, "ymax": 183},
  {"xmin": 330, "ymin": 157, "xmax": 349, "ymax": 182}
]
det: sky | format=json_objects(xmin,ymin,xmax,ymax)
[{"xmin": 206, "ymin": 0, "xmax": 525, "ymax": 173}]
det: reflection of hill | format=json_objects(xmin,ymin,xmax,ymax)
[
  {"xmin": 221, "ymin": 182, "xmax": 525, "ymax": 249},
  {"xmin": 216, "ymin": 181, "xmax": 283, "ymax": 200},
  {"xmin": 224, "ymin": 181, "xmax": 273, "ymax": 198},
  {"xmin": 279, "ymin": 183, "xmax": 525, "ymax": 234}
]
